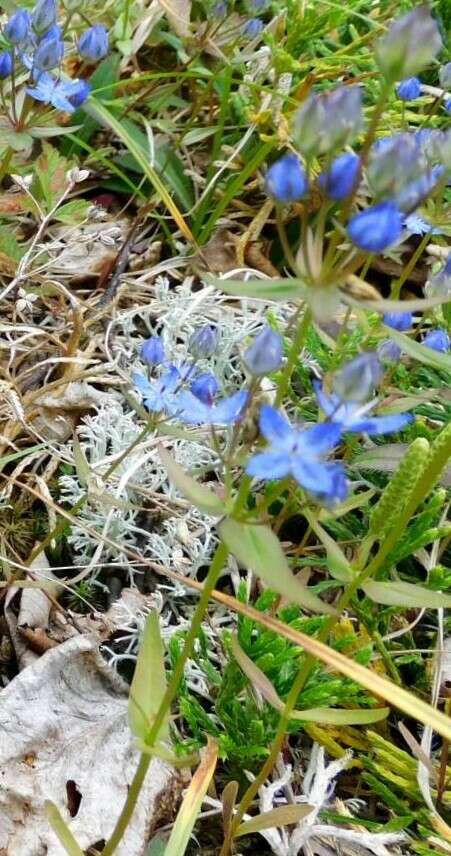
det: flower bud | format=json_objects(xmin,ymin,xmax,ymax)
[
  {"xmin": 439, "ymin": 63, "xmax": 451, "ymax": 89},
  {"xmin": 368, "ymin": 133, "xmax": 425, "ymax": 197},
  {"xmin": 242, "ymin": 17, "xmax": 263, "ymax": 37},
  {"xmin": 378, "ymin": 339, "xmax": 402, "ymax": 363},
  {"xmin": 394, "ymin": 166, "xmax": 443, "ymax": 214},
  {"xmin": 333, "ymin": 352, "xmax": 382, "ymax": 403},
  {"xmin": 376, "ymin": 6, "xmax": 442, "ymax": 82},
  {"xmin": 425, "ymin": 256, "xmax": 451, "ymax": 299},
  {"xmin": 190, "ymin": 373, "xmax": 220, "ymax": 405},
  {"xmin": 318, "ymin": 152, "xmax": 361, "ymax": 201},
  {"xmin": 383, "ymin": 311, "xmax": 413, "ymax": 331},
  {"xmin": 33, "ymin": 35, "xmax": 64, "ymax": 70},
  {"xmin": 422, "ymin": 329, "xmax": 450, "ymax": 353},
  {"xmin": 140, "ymin": 335, "xmax": 164, "ymax": 366},
  {"xmin": 293, "ymin": 86, "xmax": 363, "ymax": 158},
  {"xmin": 243, "ymin": 327, "xmax": 283, "ymax": 376},
  {"xmin": 0, "ymin": 52, "xmax": 13, "ymax": 79},
  {"xmin": 188, "ymin": 325, "xmax": 218, "ymax": 358},
  {"xmin": 396, "ymin": 77, "xmax": 421, "ymax": 100},
  {"xmin": 5, "ymin": 9, "xmax": 31, "ymax": 44},
  {"xmin": 265, "ymin": 153, "xmax": 308, "ymax": 203},
  {"xmin": 78, "ymin": 24, "xmax": 109, "ymax": 61},
  {"xmin": 445, "ymin": 99, "xmax": 451, "ymax": 115},
  {"xmin": 32, "ymin": 0, "xmax": 57, "ymax": 35},
  {"xmin": 347, "ymin": 201, "xmax": 403, "ymax": 252}
]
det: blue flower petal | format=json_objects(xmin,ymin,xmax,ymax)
[
  {"xmin": 174, "ymin": 391, "xmax": 210, "ymax": 424},
  {"xmin": 211, "ymin": 390, "xmax": 248, "ymax": 424},
  {"xmin": 246, "ymin": 452, "xmax": 292, "ymax": 480},
  {"xmin": 259, "ymin": 405, "xmax": 296, "ymax": 448},
  {"xmin": 301, "ymin": 422, "xmax": 342, "ymax": 453},
  {"xmin": 350, "ymin": 412, "xmax": 414, "ymax": 435},
  {"xmin": 291, "ymin": 457, "xmax": 338, "ymax": 494}
]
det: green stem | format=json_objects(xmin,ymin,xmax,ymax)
[
  {"xmin": 275, "ymin": 306, "xmax": 312, "ymax": 406},
  {"xmin": 391, "ymin": 231, "xmax": 431, "ymax": 299},
  {"xmin": 102, "ymin": 541, "xmax": 229, "ymax": 856}
]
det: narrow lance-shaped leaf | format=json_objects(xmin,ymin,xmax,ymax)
[
  {"xmin": 231, "ymin": 635, "xmax": 389, "ymax": 725},
  {"xmin": 362, "ymin": 580, "xmax": 451, "ymax": 609},
  {"xmin": 303, "ymin": 510, "xmax": 353, "ymax": 582},
  {"xmin": 159, "ymin": 445, "xmax": 225, "ymax": 515},
  {"xmin": 45, "ymin": 801, "xmax": 84, "ymax": 856},
  {"xmin": 128, "ymin": 610, "xmax": 169, "ymax": 743},
  {"xmin": 204, "ymin": 274, "xmax": 307, "ymax": 302},
  {"xmin": 163, "ymin": 739, "xmax": 218, "ymax": 856},
  {"xmin": 236, "ymin": 805, "xmax": 314, "ymax": 838},
  {"xmin": 384, "ymin": 326, "xmax": 451, "ymax": 372},
  {"xmin": 219, "ymin": 518, "xmax": 336, "ymax": 614}
]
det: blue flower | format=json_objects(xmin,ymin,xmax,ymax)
[
  {"xmin": 174, "ymin": 388, "xmax": 248, "ymax": 425},
  {"xmin": 32, "ymin": 0, "xmax": 57, "ymax": 35},
  {"xmin": 368, "ymin": 133, "xmax": 425, "ymax": 197},
  {"xmin": 190, "ymin": 373, "xmax": 220, "ymax": 405},
  {"xmin": 315, "ymin": 382, "xmax": 413, "ymax": 436},
  {"xmin": 189, "ymin": 325, "xmax": 218, "ymax": 358},
  {"xmin": 332, "ymin": 353, "xmax": 382, "ymax": 403},
  {"xmin": 403, "ymin": 213, "xmax": 440, "ymax": 235},
  {"xmin": 243, "ymin": 326, "xmax": 283, "ymax": 375},
  {"xmin": 246, "ymin": 406, "xmax": 346, "ymax": 503},
  {"xmin": 242, "ymin": 17, "xmax": 263, "ymax": 37},
  {"xmin": 33, "ymin": 35, "xmax": 64, "ymax": 70},
  {"xmin": 64, "ymin": 78, "xmax": 91, "ymax": 108},
  {"xmin": 396, "ymin": 77, "xmax": 421, "ymax": 100},
  {"xmin": 140, "ymin": 336, "xmax": 164, "ymax": 366},
  {"xmin": 78, "ymin": 24, "xmax": 109, "ymax": 61},
  {"xmin": 27, "ymin": 73, "xmax": 90, "ymax": 112},
  {"xmin": 265, "ymin": 153, "xmax": 308, "ymax": 203},
  {"xmin": 5, "ymin": 9, "xmax": 31, "ymax": 44},
  {"xmin": 133, "ymin": 365, "xmax": 182, "ymax": 415},
  {"xmin": 378, "ymin": 339, "xmax": 402, "ymax": 363},
  {"xmin": 383, "ymin": 311, "xmax": 413, "ymax": 331},
  {"xmin": 0, "ymin": 52, "xmax": 13, "ymax": 79},
  {"xmin": 212, "ymin": 1, "xmax": 228, "ymax": 15},
  {"xmin": 445, "ymin": 99, "xmax": 451, "ymax": 115},
  {"xmin": 347, "ymin": 201, "xmax": 403, "ymax": 252},
  {"xmin": 422, "ymin": 329, "xmax": 450, "ymax": 353},
  {"xmin": 318, "ymin": 152, "xmax": 361, "ymax": 201}
]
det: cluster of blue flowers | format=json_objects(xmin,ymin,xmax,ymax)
[
  {"xmin": 134, "ymin": 327, "xmax": 414, "ymax": 506},
  {"xmin": 378, "ymin": 309, "xmax": 450, "ymax": 363},
  {"xmin": 264, "ymin": 6, "xmax": 451, "ymax": 255},
  {"xmin": 0, "ymin": 0, "xmax": 108, "ymax": 114}
]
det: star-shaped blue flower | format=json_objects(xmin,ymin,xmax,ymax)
[
  {"xmin": 314, "ymin": 382, "xmax": 413, "ymax": 435},
  {"xmin": 246, "ymin": 406, "xmax": 346, "ymax": 503},
  {"xmin": 27, "ymin": 72, "xmax": 90, "ymax": 112},
  {"xmin": 174, "ymin": 389, "xmax": 248, "ymax": 426},
  {"xmin": 133, "ymin": 365, "xmax": 182, "ymax": 415}
]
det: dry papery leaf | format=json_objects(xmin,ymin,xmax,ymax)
[
  {"xmin": 0, "ymin": 634, "xmax": 178, "ymax": 856},
  {"xmin": 48, "ymin": 220, "xmax": 129, "ymax": 286}
]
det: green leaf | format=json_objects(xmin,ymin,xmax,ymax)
[
  {"xmin": 30, "ymin": 124, "xmax": 82, "ymax": 138},
  {"xmin": 0, "ymin": 443, "xmax": 45, "ymax": 475},
  {"xmin": 128, "ymin": 611, "xmax": 169, "ymax": 743},
  {"xmin": 0, "ymin": 127, "xmax": 32, "ymax": 150},
  {"xmin": 303, "ymin": 510, "xmax": 353, "ymax": 582},
  {"xmin": 236, "ymin": 805, "xmax": 314, "ymax": 838},
  {"xmin": 0, "ymin": 230, "xmax": 25, "ymax": 262},
  {"xmin": 53, "ymin": 199, "xmax": 91, "ymax": 224},
  {"xmin": 352, "ymin": 446, "xmax": 451, "ymax": 487},
  {"xmin": 84, "ymin": 99, "xmax": 194, "ymax": 244},
  {"xmin": 385, "ymin": 327, "xmax": 451, "ymax": 372},
  {"xmin": 231, "ymin": 635, "xmax": 388, "ymax": 725},
  {"xmin": 72, "ymin": 436, "xmax": 90, "ymax": 487},
  {"xmin": 205, "ymin": 275, "xmax": 306, "ymax": 302},
  {"xmin": 159, "ymin": 445, "xmax": 225, "ymax": 515},
  {"xmin": 34, "ymin": 143, "xmax": 69, "ymax": 208},
  {"xmin": 362, "ymin": 580, "xmax": 451, "ymax": 609},
  {"xmin": 219, "ymin": 518, "xmax": 335, "ymax": 614},
  {"xmin": 45, "ymin": 802, "xmax": 84, "ymax": 856},
  {"xmin": 146, "ymin": 836, "xmax": 167, "ymax": 856}
]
